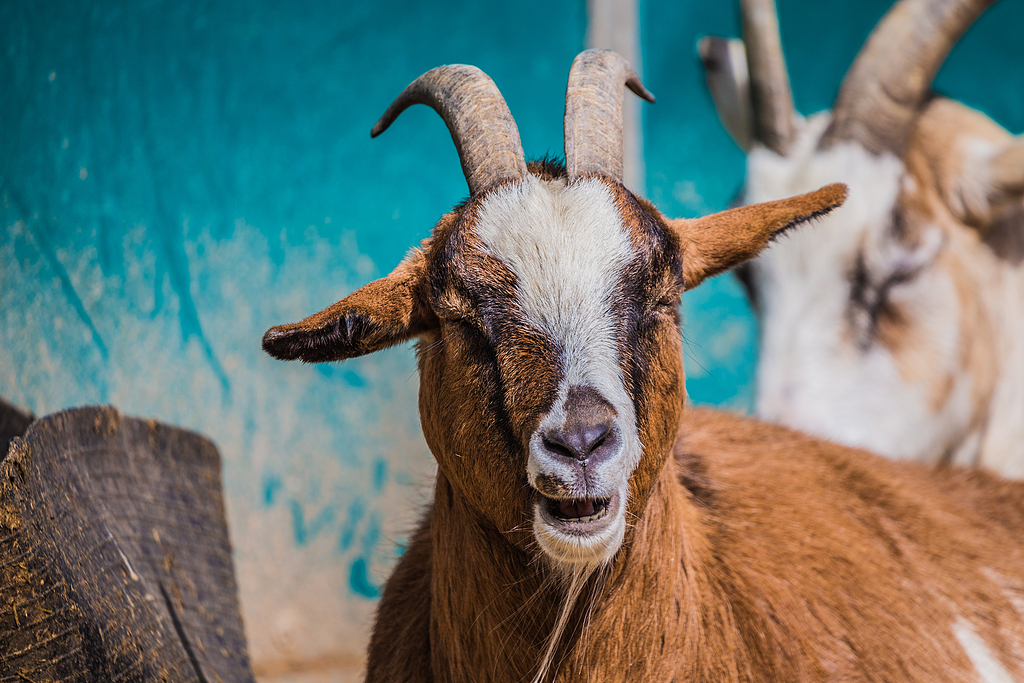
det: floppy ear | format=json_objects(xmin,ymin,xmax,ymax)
[
  {"xmin": 668, "ymin": 183, "xmax": 847, "ymax": 290},
  {"xmin": 262, "ymin": 245, "xmax": 437, "ymax": 363},
  {"xmin": 698, "ymin": 36, "xmax": 754, "ymax": 151}
]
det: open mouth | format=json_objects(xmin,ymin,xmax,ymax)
[
  {"xmin": 535, "ymin": 491, "xmax": 621, "ymax": 536},
  {"xmin": 545, "ymin": 496, "xmax": 611, "ymax": 523},
  {"xmin": 532, "ymin": 491, "xmax": 625, "ymax": 565}
]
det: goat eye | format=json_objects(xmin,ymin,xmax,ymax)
[
  {"xmin": 847, "ymin": 252, "xmax": 925, "ymax": 348},
  {"xmin": 447, "ymin": 314, "xmax": 487, "ymax": 336},
  {"xmin": 651, "ymin": 296, "xmax": 681, "ymax": 326},
  {"xmin": 657, "ymin": 297, "xmax": 681, "ymax": 312}
]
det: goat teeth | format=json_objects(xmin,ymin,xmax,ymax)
[
  {"xmin": 577, "ymin": 510, "xmax": 606, "ymax": 523},
  {"xmin": 558, "ymin": 499, "xmax": 609, "ymax": 522}
]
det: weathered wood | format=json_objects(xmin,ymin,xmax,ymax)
[
  {"xmin": 0, "ymin": 406, "xmax": 254, "ymax": 682},
  {"xmin": 0, "ymin": 397, "xmax": 33, "ymax": 458}
]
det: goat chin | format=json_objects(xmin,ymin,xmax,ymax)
[{"xmin": 532, "ymin": 492, "xmax": 628, "ymax": 571}]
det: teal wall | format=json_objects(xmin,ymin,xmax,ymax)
[
  {"xmin": 3, "ymin": 0, "xmax": 1022, "ymax": 671},
  {"xmin": 1, "ymin": 0, "xmax": 589, "ymax": 667}
]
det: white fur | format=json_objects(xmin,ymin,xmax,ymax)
[
  {"xmin": 475, "ymin": 175, "xmax": 642, "ymax": 566},
  {"xmin": 746, "ymin": 114, "xmax": 982, "ymax": 463},
  {"xmin": 954, "ymin": 618, "xmax": 1018, "ymax": 683}
]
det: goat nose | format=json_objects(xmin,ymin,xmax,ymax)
[
  {"xmin": 542, "ymin": 423, "xmax": 612, "ymax": 462},
  {"xmin": 541, "ymin": 386, "xmax": 618, "ymax": 463}
]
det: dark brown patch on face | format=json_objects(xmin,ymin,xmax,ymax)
[
  {"xmin": 602, "ymin": 182, "xmax": 685, "ymax": 404},
  {"xmin": 845, "ymin": 247, "xmax": 913, "ymax": 352},
  {"xmin": 844, "ymin": 200, "xmax": 938, "ymax": 354},
  {"xmin": 417, "ymin": 190, "xmax": 563, "ymax": 544}
]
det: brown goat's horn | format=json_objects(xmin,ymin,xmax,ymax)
[
  {"xmin": 741, "ymin": 0, "xmax": 797, "ymax": 155},
  {"xmin": 564, "ymin": 49, "xmax": 655, "ymax": 183},
  {"xmin": 822, "ymin": 0, "xmax": 997, "ymax": 155},
  {"xmin": 372, "ymin": 65, "xmax": 528, "ymax": 195}
]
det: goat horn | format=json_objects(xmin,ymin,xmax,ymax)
[
  {"xmin": 822, "ymin": 0, "xmax": 996, "ymax": 155},
  {"xmin": 564, "ymin": 49, "xmax": 655, "ymax": 183},
  {"xmin": 372, "ymin": 65, "xmax": 528, "ymax": 196},
  {"xmin": 741, "ymin": 0, "xmax": 797, "ymax": 155}
]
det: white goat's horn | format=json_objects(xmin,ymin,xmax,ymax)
[
  {"xmin": 372, "ymin": 65, "xmax": 528, "ymax": 196},
  {"xmin": 564, "ymin": 49, "xmax": 655, "ymax": 183},
  {"xmin": 822, "ymin": 0, "xmax": 997, "ymax": 155},
  {"xmin": 741, "ymin": 0, "xmax": 797, "ymax": 155}
]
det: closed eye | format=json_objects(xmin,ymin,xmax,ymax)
[
  {"xmin": 651, "ymin": 296, "xmax": 681, "ymax": 326},
  {"xmin": 847, "ymin": 251, "xmax": 923, "ymax": 349},
  {"xmin": 656, "ymin": 293, "xmax": 681, "ymax": 308}
]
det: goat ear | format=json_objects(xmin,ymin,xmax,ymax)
[
  {"xmin": 946, "ymin": 136, "xmax": 1024, "ymax": 230},
  {"xmin": 981, "ymin": 138, "xmax": 1024, "ymax": 231},
  {"xmin": 670, "ymin": 184, "xmax": 847, "ymax": 290},
  {"xmin": 698, "ymin": 36, "xmax": 754, "ymax": 151},
  {"xmin": 262, "ymin": 245, "xmax": 437, "ymax": 363}
]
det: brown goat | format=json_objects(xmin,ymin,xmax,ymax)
[{"xmin": 263, "ymin": 50, "xmax": 1024, "ymax": 682}]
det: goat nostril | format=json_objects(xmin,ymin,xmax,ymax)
[
  {"xmin": 583, "ymin": 424, "xmax": 610, "ymax": 455},
  {"xmin": 542, "ymin": 435, "xmax": 577, "ymax": 461}
]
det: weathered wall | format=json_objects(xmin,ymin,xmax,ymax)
[{"xmin": 2, "ymin": 0, "xmax": 1021, "ymax": 679}]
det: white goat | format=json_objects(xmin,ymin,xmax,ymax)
[{"xmin": 700, "ymin": 0, "xmax": 1024, "ymax": 476}]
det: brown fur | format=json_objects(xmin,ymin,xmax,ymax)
[
  {"xmin": 670, "ymin": 184, "xmax": 848, "ymax": 290},
  {"xmin": 262, "ymin": 243, "xmax": 437, "ymax": 362},
  {"xmin": 910, "ymin": 98, "xmax": 1022, "ymax": 234},
  {"xmin": 368, "ymin": 408, "xmax": 1024, "ymax": 682},
  {"xmin": 375, "ymin": 179, "xmax": 1022, "ymax": 681}
]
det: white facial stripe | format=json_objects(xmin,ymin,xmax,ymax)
[
  {"xmin": 476, "ymin": 176, "xmax": 637, "ymax": 420},
  {"xmin": 475, "ymin": 175, "xmax": 642, "ymax": 566},
  {"xmin": 476, "ymin": 175, "xmax": 632, "ymax": 386}
]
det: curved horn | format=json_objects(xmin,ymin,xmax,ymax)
[
  {"xmin": 372, "ymin": 65, "xmax": 528, "ymax": 195},
  {"xmin": 822, "ymin": 0, "xmax": 997, "ymax": 154},
  {"xmin": 564, "ymin": 49, "xmax": 655, "ymax": 182},
  {"xmin": 741, "ymin": 0, "xmax": 797, "ymax": 155}
]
